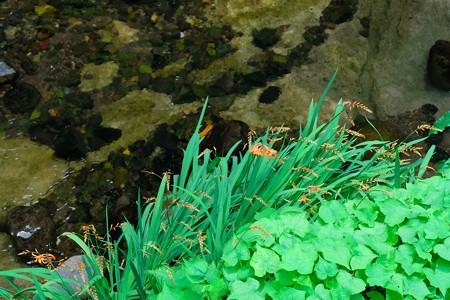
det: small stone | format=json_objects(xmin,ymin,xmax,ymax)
[
  {"xmin": 3, "ymin": 82, "xmax": 42, "ymax": 114},
  {"xmin": 20, "ymin": 59, "xmax": 38, "ymax": 75},
  {"xmin": 150, "ymin": 76, "xmax": 176, "ymax": 94},
  {"xmin": 35, "ymin": 4, "xmax": 56, "ymax": 17},
  {"xmin": 259, "ymin": 86, "xmax": 281, "ymax": 104},
  {"xmin": 0, "ymin": 59, "xmax": 16, "ymax": 83},
  {"xmin": 322, "ymin": 3, "xmax": 356, "ymax": 25},
  {"xmin": 252, "ymin": 27, "xmax": 281, "ymax": 49},
  {"xmin": 53, "ymin": 127, "xmax": 88, "ymax": 160}
]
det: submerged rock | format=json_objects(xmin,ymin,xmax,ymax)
[
  {"xmin": 201, "ymin": 119, "xmax": 250, "ymax": 156},
  {"xmin": 3, "ymin": 82, "xmax": 42, "ymax": 114},
  {"xmin": 252, "ymin": 27, "xmax": 282, "ymax": 49},
  {"xmin": 7, "ymin": 204, "xmax": 55, "ymax": 259}
]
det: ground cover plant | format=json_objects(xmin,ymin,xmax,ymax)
[
  {"xmin": 0, "ymin": 71, "xmax": 448, "ymax": 299},
  {"xmin": 202, "ymin": 163, "xmax": 449, "ymax": 299}
]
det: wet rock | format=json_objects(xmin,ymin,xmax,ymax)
[
  {"xmin": 288, "ymin": 43, "xmax": 312, "ymax": 66},
  {"xmin": 65, "ymin": 92, "xmax": 94, "ymax": 110},
  {"xmin": 252, "ymin": 27, "xmax": 281, "ymax": 49},
  {"xmin": 208, "ymin": 95, "xmax": 237, "ymax": 111},
  {"xmin": 427, "ymin": 40, "xmax": 450, "ymax": 91},
  {"xmin": 150, "ymin": 76, "xmax": 177, "ymax": 94},
  {"xmin": 321, "ymin": 0, "xmax": 358, "ymax": 25},
  {"xmin": 138, "ymin": 73, "xmax": 152, "ymax": 89},
  {"xmin": 173, "ymin": 87, "xmax": 197, "ymax": 104},
  {"xmin": 359, "ymin": 16, "xmax": 370, "ymax": 38},
  {"xmin": 87, "ymin": 126, "xmax": 122, "ymax": 150},
  {"xmin": 259, "ymin": 86, "xmax": 282, "ymax": 104},
  {"xmin": 303, "ymin": 25, "xmax": 327, "ymax": 46},
  {"xmin": 191, "ymin": 84, "xmax": 209, "ymax": 98},
  {"xmin": 71, "ymin": 42, "xmax": 90, "ymax": 57},
  {"xmin": 119, "ymin": 67, "xmax": 138, "ymax": 79},
  {"xmin": 54, "ymin": 127, "xmax": 88, "ymax": 160},
  {"xmin": 201, "ymin": 120, "xmax": 250, "ymax": 156},
  {"xmin": 0, "ymin": 59, "xmax": 16, "ymax": 84},
  {"xmin": 7, "ymin": 204, "xmax": 55, "ymax": 258},
  {"xmin": 352, "ymin": 116, "xmax": 398, "ymax": 142},
  {"xmin": 117, "ymin": 51, "xmax": 139, "ymax": 67},
  {"xmin": 20, "ymin": 59, "xmax": 38, "ymax": 75},
  {"xmin": 435, "ymin": 147, "xmax": 450, "ymax": 163},
  {"xmin": 206, "ymin": 23, "xmax": 224, "ymax": 40},
  {"xmin": 3, "ymin": 82, "xmax": 42, "ymax": 114},
  {"xmin": 36, "ymin": 24, "xmax": 56, "ymax": 41},
  {"xmin": 51, "ymin": 0, "xmax": 97, "ymax": 8},
  {"xmin": 237, "ymin": 71, "xmax": 268, "ymax": 90},
  {"xmin": 264, "ymin": 53, "xmax": 290, "ymax": 78},
  {"xmin": 420, "ymin": 103, "xmax": 439, "ymax": 116},
  {"xmin": 154, "ymin": 124, "xmax": 178, "ymax": 150},
  {"xmin": 34, "ymin": 4, "xmax": 56, "ymax": 17},
  {"xmin": 29, "ymin": 104, "xmax": 122, "ymax": 160},
  {"xmin": 208, "ymin": 73, "xmax": 234, "ymax": 96}
]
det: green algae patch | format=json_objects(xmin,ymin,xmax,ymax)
[
  {"xmin": 78, "ymin": 61, "xmax": 119, "ymax": 92},
  {"xmin": 90, "ymin": 89, "xmax": 201, "ymax": 162},
  {"xmin": 0, "ymin": 137, "xmax": 71, "ymax": 223}
]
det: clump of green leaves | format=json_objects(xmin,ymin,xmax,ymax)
[{"xmin": 212, "ymin": 160, "xmax": 449, "ymax": 299}]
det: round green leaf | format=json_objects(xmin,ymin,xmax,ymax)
[
  {"xmin": 279, "ymin": 242, "xmax": 318, "ymax": 274},
  {"xmin": 434, "ymin": 237, "xmax": 450, "ymax": 261},
  {"xmin": 250, "ymin": 244, "xmax": 280, "ymax": 277},
  {"xmin": 318, "ymin": 201, "xmax": 349, "ymax": 224},
  {"xmin": 315, "ymin": 256, "xmax": 338, "ymax": 280},
  {"xmin": 223, "ymin": 239, "xmax": 251, "ymax": 267}
]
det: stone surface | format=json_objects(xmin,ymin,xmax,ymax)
[
  {"xmin": 215, "ymin": 0, "xmax": 450, "ymax": 126},
  {"xmin": 359, "ymin": 0, "xmax": 450, "ymax": 119}
]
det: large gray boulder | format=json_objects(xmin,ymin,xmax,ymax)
[{"xmin": 53, "ymin": 255, "xmax": 97, "ymax": 298}]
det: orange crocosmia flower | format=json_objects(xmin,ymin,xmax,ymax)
[
  {"xmin": 249, "ymin": 143, "xmax": 277, "ymax": 157},
  {"xmin": 298, "ymin": 195, "xmax": 310, "ymax": 203},
  {"xmin": 32, "ymin": 253, "xmax": 56, "ymax": 265}
]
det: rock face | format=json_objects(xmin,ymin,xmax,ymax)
[
  {"xmin": 428, "ymin": 40, "xmax": 450, "ymax": 91},
  {"xmin": 358, "ymin": 0, "xmax": 450, "ymax": 118},
  {"xmin": 217, "ymin": 0, "xmax": 450, "ymax": 126}
]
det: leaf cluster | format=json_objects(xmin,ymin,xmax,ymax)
[{"xmin": 159, "ymin": 162, "xmax": 449, "ymax": 299}]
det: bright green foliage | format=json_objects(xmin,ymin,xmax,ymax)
[{"xmin": 219, "ymin": 168, "xmax": 450, "ymax": 299}]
